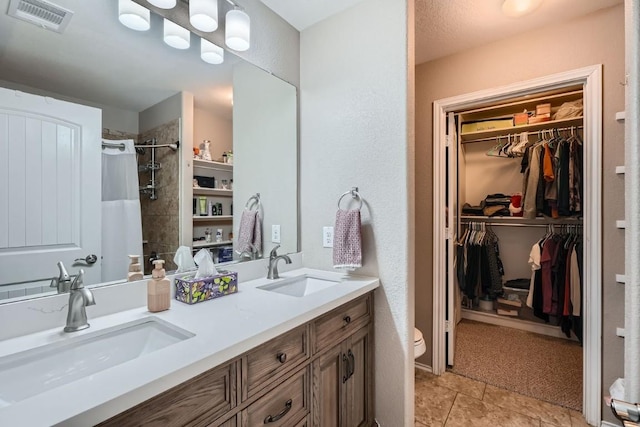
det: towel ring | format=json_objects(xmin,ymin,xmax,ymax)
[
  {"xmin": 337, "ymin": 187, "xmax": 363, "ymax": 210},
  {"xmin": 245, "ymin": 193, "xmax": 261, "ymax": 210}
]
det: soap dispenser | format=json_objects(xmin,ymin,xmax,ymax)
[
  {"xmin": 127, "ymin": 255, "xmax": 144, "ymax": 282},
  {"xmin": 148, "ymin": 259, "xmax": 171, "ymax": 312}
]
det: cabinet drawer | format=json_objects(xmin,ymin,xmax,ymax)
[
  {"xmin": 313, "ymin": 295, "xmax": 371, "ymax": 354},
  {"xmin": 241, "ymin": 366, "xmax": 310, "ymax": 427},
  {"xmin": 243, "ymin": 325, "xmax": 310, "ymax": 399},
  {"xmin": 98, "ymin": 362, "xmax": 237, "ymax": 427}
]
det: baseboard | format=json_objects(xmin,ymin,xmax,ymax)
[
  {"xmin": 415, "ymin": 362, "xmax": 432, "ymax": 373},
  {"xmin": 461, "ymin": 308, "xmax": 577, "ymax": 340}
]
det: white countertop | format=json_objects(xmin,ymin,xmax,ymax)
[{"xmin": 0, "ymin": 268, "xmax": 378, "ymax": 427}]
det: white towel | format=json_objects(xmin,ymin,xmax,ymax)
[
  {"xmin": 333, "ymin": 209, "xmax": 362, "ymax": 269},
  {"xmin": 236, "ymin": 209, "xmax": 262, "ymax": 257}
]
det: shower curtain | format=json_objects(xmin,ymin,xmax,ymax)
[{"xmin": 101, "ymin": 139, "xmax": 143, "ymax": 282}]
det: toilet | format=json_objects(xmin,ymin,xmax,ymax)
[{"xmin": 414, "ymin": 327, "xmax": 426, "ymax": 359}]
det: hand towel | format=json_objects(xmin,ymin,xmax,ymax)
[
  {"xmin": 236, "ymin": 209, "xmax": 262, "ymax": 257},
  {"xmin": 333, "ymin": 209, "xmax": 362, "ymax": 269}
]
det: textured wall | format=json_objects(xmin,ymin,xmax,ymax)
[
  {"xmin": 300, "ymin": 0, "xmax": 413, "ymax": 423},
  {"xmin": 139, "ymin": 119, "xmax": 181, "ymax": 274},
  {"xmin": 415, "ymin": 5, "xmax": 625, "ymax": 424}
]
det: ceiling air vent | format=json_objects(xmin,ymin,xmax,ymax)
[{"xmin": 7, "ymin": 0, "xmax": 74, "ymax": 33}]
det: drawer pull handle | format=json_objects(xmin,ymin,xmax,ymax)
[
  {"xmin": 348, "ymin": 349, "xmax": 355, "ymax": 379},
  {"xmin": 343, "ymin": 353, "xmax": 350, "ymax": 383},
  {"xmin": 343, "ymin": 315, "xmax": 351, "ymax": 325},
  {"xmin": 264, "ymin": 399, "xmax": 293, "ymax": 424},
  {"xmin": 276, "ymin": 352, "xmax": 287, "ymax": 363}
]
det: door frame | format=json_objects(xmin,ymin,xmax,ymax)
[{"xmin": 431, "ymin": 65, "xmax": 602, "ymax": 425}]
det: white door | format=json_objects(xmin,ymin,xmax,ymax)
[
  {"xmin": 446, "ymin": 112, "xmax": 458, "ymax": 366},
  {"xmin": 0, "ymin": 88, "xmax": 101, "ymax": 291}
]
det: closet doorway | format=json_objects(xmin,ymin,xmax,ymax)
[{"xmin": 432, "ymin": 65, "xmax": 602, "ymax": 425}]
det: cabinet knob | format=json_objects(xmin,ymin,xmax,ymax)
[
  {"xmin": 276, "ymin": 352, "xmax": 287, "ymax": 363},
  {"xmin": 343, "ymin": 315, "xmax": 351, "ymax": 325}
]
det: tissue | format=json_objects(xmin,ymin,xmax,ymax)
[
  {"xmin": 194, "ymin": 249, "xmax": 218, "ymax": 278},
  {"xmin": 174, "ymin": 246, "xmax": 197, "ymax": 272}
]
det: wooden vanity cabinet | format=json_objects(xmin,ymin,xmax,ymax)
[
  {"xmin": 97, "ymin": 293, "xmax": 373, "ymax": 427},
  {"xmin": 312, "ymin": 324, "xmax": 373, "ymax": 427}
]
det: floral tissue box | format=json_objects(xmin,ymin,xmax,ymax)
[{"xmin": 174, "ymin": 271, "xmax": 238, "ymax": 304}]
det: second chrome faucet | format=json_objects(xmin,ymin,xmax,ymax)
[
  {"xmin": 64, "ymin": 269, "xmax": 95, "ymax": 333},
  {"xmin": 267, "ymin": 245, "xmax": 292, "ymax": 280}
]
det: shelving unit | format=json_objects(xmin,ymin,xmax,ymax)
[
  {"xmin": 192, "ymin": 187, "xmax": 233, "ymax": 197},
  {"xmin": 193, "ymin": 215, "xmax": 233, "ymax": 222},
  {"xmin": 193, "ymin": 158, "xmax": 233, "ymax": 172},
  {"xmin": 192, "ymin": 240, "xmax": 233, "ymax": 249}
]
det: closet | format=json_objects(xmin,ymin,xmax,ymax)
[
  {"xmin": 452, "ymin": 86, "xmax": 584, "ymax": 337},
  {"xmin": 431, "ymin": 63, "xmax": 602, "ymax": 426}
]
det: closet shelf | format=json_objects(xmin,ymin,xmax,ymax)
[
  {"xmin": 460, "ymin": 117, "xmax": 583, "ymax": 143},
  {"xmin": 193, "ymin": 215, "xmax": 233, "ymax": 222},
  {"xmin": 461, "ymin": 215, "xmax": 583, "ymax": 227},
  {"xmin": 193, "ymin": 187, "xmax": 233, "ymax": 197},
  {"xmin": 193, "ymin": 159, "xmax": 233, "ymax": 172}
]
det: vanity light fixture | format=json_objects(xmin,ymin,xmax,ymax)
[
  {"xmin": 225, "ymin": 8, "xmax": 250, "ymax": 51},
  {"xmin": 201, "ymin": 38, "xmax": 224, "ymax": 64},
  {"xmin": 163, "ymin": 18, "xmax": 190, "ymax": 49},
  {"xmin": 502, "ymin": 0, "xmax": 543, "ymax": 18},
  {"xmin": 147, "ymin": 0, "xmax": 176, "ymax": 9},
  {"xmin": 190, "ymin": 0, "xmax": 218, "ymax": 32},
  {"xmin": 118, "ymin": 0, "xmax": 150, "ymax": 31}
]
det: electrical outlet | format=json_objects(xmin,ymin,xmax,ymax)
[
  {"xmin": 271, "ymin": 225, "xmax": 281, "ymax": 243},
  {"xmin": 323, "ymin": 226, "xmax": 334, "ymax": 248}
]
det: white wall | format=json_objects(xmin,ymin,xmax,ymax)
[
  {"xmin": 139, "ymin": 92, "xmax": 182, "ymax": 134},
  {"xmin": 233, "ymin": 62, "xmax": 298, "ymax": 255},
  {"xmin": 193, "ymin": 108, "xmax": 232, "ymax": 161},
  {"xmin": 0, "ymin": 79, "xmax": 139, "ymax": 134},
  {"xmin": 300, "ymin": 0, "xmax": 413, "ymax": 423}
]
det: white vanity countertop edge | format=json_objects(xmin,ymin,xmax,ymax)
[{"xmin": 0, "ymin": 268, "xmax": 379, "ymax": 427}]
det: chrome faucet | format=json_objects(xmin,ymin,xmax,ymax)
[
  {"xmin": 267, "ymin": 245, "xmax": 292, "ymax": 280},
  {"xmin": 64, "ymin": 269, "xmax": 95, "ymax": 333},
  {"xmin": 239, "ymin": 244, "xmax": 259, "ymax": 261},
  {"xmin": 50, "ymin": 261, "xmax": 75, "ymax": 294}
]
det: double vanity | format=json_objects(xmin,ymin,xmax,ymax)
[{"xmin": 0, "ymin": 259, "xmax": 378, "ymax": 426}]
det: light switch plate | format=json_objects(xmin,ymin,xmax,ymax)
[
  {"xmin": 272, "ymin": 225, "xmax": 281, "ymax": 243},
  {"xmin": 323, "ymin": 226, "xmax": 334, "ymax": 248}
]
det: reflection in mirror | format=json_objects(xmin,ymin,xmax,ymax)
[{"xmin": 0, "ymin": 0, "xmax": 298, "ymax": 304}]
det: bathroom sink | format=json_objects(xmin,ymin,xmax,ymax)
[
  {"xmin": 0, "ymin": 317, "xmax": 193, "ymax": 407},
  {"xmin": 258, "ymin": 274, "xmax": 342, "ymax": 297}
]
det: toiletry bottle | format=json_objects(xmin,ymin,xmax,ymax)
[
  {"xmin": 148, "ymin": 259, "xmax": 171, "ymax": 312},
  {"xmin": 199, "ymin": 197, "xmax": 207, "ymax": 216},
  {"xmin": 128, "ymin": 255, "xmax": 144, "ymax": 282}
]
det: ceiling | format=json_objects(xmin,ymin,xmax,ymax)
[
  {"xmin": 0, "ymin": 0, "xmax": 239, "ymax": 117},
  {"xmin": 415, "ymin": 0, "xmax": 623, "ymax": 64},
  {"xmin": 259, "ymin": 0, "xmax": 622, "ymax": 64}
]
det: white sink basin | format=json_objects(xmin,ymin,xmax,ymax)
[
  {"xmin": 0, "ymin": 317, "xmax": 193, "ymax": 407},
  {"xmin": 258, "ymin": 274, "xmax": 342, "ymax": 297}
]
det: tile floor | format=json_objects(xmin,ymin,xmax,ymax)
[{"xmin": 415, "ymin": 369, "xmax": 592, "ymax": 427}]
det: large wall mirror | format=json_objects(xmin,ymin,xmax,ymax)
[{"xmin": 0, "ymin": 0, "xmax": 298, "ymax": 303}]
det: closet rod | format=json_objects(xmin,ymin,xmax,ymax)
[{"xmin": 462, "ymin": 125, "xmax": 583, "ymax": 144}]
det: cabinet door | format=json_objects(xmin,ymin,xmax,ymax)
[
  {"xmin": 345, "ymin": 325, "xmax": 373, "ymax": 427},
  {"xmin": 311, "ymin": 342, "xmax": 345, "ymax": 427}
]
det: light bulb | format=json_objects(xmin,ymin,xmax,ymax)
[
  {"xmin": 201, "ymin": 38, "xmax": 224, "ymax": 64},
  {"xmin": 163, "ymin": 19, "xmax": 190, "ymax": 49},
  {"xmin": 225, "ymin": 9, "xmax": 250, "ymax": 52},
  {"xmin": 190, "ymin": 0, "xmax": 218, "ymax": 32},
  {"xmin": 118, "ymin": 0, "xmax": 150, "ymax": 31}
]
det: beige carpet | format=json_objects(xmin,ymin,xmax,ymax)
[{"xmin": 449, "ymin": 319, "xmax": 583, "ymax": 411}]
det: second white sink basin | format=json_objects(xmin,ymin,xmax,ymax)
[
  {"xmin": 258, "ymin": 274, "xmax": 342, "ymax": 297},
  {"xmin": 0, "ymin": 317, "xmax": 193, "ymax": 408}
]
